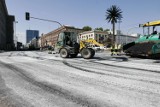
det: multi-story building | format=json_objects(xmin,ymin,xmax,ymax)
[
  {"xmin": 0, "ymin": 0, "xmax": 15, "ymax": 50},
  {"xmin": 78, "ymin": 30, "xmax": 110, "ymax": 44},
  {"xmin": 40, "ymin": 26, "xmax": 84, "ymax": 49},
  {"xmin": 26, "ymin": 30, "xmax": 39, "ymax": 43}
]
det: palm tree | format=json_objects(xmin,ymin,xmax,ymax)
[{"xmin": 106, "ymin": 5, "xmax": 122, "ymax": 45}]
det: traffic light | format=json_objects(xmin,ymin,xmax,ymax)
[{"xmin": 25, "ymin": 12, "xmax": 30, "ymax": 20}]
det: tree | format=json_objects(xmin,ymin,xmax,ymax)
[
  {"xmin": 104, "ymin": 29, "xmax": 110, "ymax": 33},
  {"xmin": 95, "ymin": 27, "xmax": 103, "ymax": 31},
  {"xmin": 103, "ymin": 37, "xmax": 112, "ymax": 47},
  {"xmin": 104, "ymin": 29, "xmax": 110, "ymax": 32},
  {"xmin": 82, "ymin": 26, "xmax": 92, "ymax": 31},
  {"xmin": 105, "ymin": 5, "xmax": 122, "ymax": 45}
]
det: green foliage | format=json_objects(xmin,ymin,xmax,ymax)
[
  {"xmin": 29, "ymin": 45, "xmax": 35, "ymax": 50},
  {"xmin": 104, "ymin": 29, "xmax": 110, "ymax": 32},
  {"xmin": 95, "ymin": 27, "xmax": 103, "ymax": 31},
  {"xmin": 105, "ymin": 5, "xmax": 123, "ymax": 24},
  {"xmin": 103, "ymin": 38, "xmax": 112, "ymax": 45},
  {"xmin": 82, "ymin": 26, "xmax": 92, "ymax": 31}
]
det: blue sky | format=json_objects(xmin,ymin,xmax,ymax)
[{"xmin": 6, "ymin": 0, "xmax": 160, "ymax": 44}]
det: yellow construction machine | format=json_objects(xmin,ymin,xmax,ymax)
[{"xmin": 54, "ymin": 31, "xmax": 104, "ymax": 59}]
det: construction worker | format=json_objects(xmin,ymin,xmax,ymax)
[
  {"xmin": 114, "ymin": 44, "xmax": 118, "ymax": 55},
  {"xmin": 111, "ymin": 45, "xmax": 115, "ymax": 56},
  {"xmin": 111, "ymin": 44, "xmax": 121, "ymax": 56}
]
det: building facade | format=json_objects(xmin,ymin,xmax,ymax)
[
  {"xmin": 26, "ymin": 30, "xmax": 39, "ymax": 43},
  {"xmin": 78, "ymin": 30, "xmax": 110, "ymax": 45},
  {"xmin": 0, "ymin": 0, "xmax": 15, "ymax": 50},
  {"xmin": 40, "ymin": 26, "xmax": 84, "ymax": 49},
  {"xmin": 116, "ymin": 34, "xmax": 138, "ymax": 45}
]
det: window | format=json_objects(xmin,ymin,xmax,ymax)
[{"xmin": 86, "ymin": 35, "xmax": 88, "ymax": 39}]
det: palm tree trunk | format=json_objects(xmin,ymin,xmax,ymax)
[{"xmin": 112, "ymin": 22, "xmax": 115, "ymax": 46}]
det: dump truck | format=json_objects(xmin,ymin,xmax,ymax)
[
  {"xmin": 54, "ymin": 31, "xmax": 104, "ymax": 59},
  {"xmin": 123, "ymin": 20, "xmax": 160, "ymax": 58}
]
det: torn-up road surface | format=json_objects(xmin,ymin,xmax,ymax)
[{"xmin": 0, "ymin": 51, "xmax": 160, "ymax": 107}]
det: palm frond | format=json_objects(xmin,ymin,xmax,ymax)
[{"xmin": 105, "ymin": 5, "xmax": 123, "ymax": 24}]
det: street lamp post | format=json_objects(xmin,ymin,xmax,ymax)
[
  {"xmin": 14, "ymin": 21, "xmax": 18, "ymax": 50},
  {"xmin": 118, "ymin": 19, "xmax": 122, "ymax": 33},
  {"xmin": 118, "ymin": 19, "xmax": 122, "ymax": 44},
  {"xmin": 126, "ymin": 26, "xmax": 139, "ymax": 44}
]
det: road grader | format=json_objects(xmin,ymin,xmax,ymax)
[{"xmin": 123, "ymin": 20, "xmax": 160, "ymax": 58}]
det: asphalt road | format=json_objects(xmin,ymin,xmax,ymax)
[{"xmin": 0, "ymin": 51, "xmax": 160, "ymax": 107}]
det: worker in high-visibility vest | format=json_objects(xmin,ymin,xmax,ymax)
[
  {"xmin": 111, "ymin": 44, "xmax": 121, "ymax": 56},
  {"xmin": 111, "ymin": 44, "xmax": 117, "ymax": 56},
  {"xmin": 111, "ymin": 45, "xmax": 115, "ymax": 56},
  {"xmin": 114, "ymin": 44, "xmax": 118, "ymax": 55}
]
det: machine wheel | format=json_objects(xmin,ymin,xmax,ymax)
[
  {"xmin": 90, "ymin": 48, "xmax": 95, "ymax": 58},
  {"xmin": 81, "ymin": 48, "xmax": 93, "ymax": 59},
  {"xmin": 60, "ymin": 48, "xmax": 69, "ymax": 58}
]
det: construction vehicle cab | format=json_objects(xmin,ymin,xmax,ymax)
[
  {"xmin": 55, "ymin": 31, "xmax": 100, "ymax": 59},
  {"xmin": 55, "ymin": 32, "xmax": 79, "ymax": 58}
]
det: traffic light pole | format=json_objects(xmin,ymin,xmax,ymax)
[
  {"xmin": 25, "ymin": 12, "xmax": 62, "ymax": 27},
  {"xmin": 30, "ymin": 17, "xmax": 63, "ymax": 27}
]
